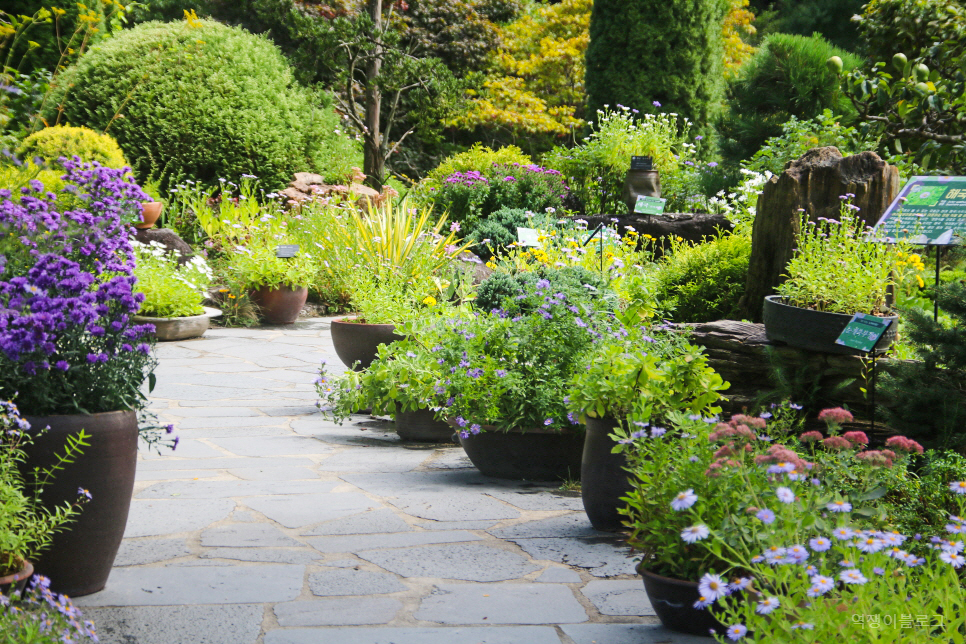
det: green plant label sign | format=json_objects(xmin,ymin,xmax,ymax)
[
  {"xmin": 634, "ymin": 195, "xmax": 666, "ymax": 215},
  {"xmin": 834, "ymin": 313, "xmax": 893, "ymax": 353},
  {"xmin": 275, "ymin": 244, "xmax": 300, "ymax": 258},
  {"xmin": 516, "ymin": 227, "xmax": 542, "ymax": 247},
  {"xmin": 873, "ymin": 176, "xmax": 966, "ymax": 245}
]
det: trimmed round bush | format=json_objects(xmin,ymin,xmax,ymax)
[
  {"xmin": 474, "ymin": 265, "xmax": 610, "ymax": 313},
  {"xmin": 50, "ymin": 18, "xmax": 357, "ymax": 190},
  {"xmin": 18, "ymin": 125, "xmax": 129, "ymax": 169}
]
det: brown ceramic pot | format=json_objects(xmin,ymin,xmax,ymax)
[
  {"xmin": 639, "ymin": 565, "xmax": 725, "ymax": 637},
  {"xmin": 330, "ymin": 318, "xmax": 403, "ymax": 370},
  {"xmin": 450, "ymin": 421, "xmax": 584, "ymax": 481},
  {"xmin": 0, "ymin": 559, "xmax": 34, "ymax": 597},
  {"xmin": 394, "ymin": 405, "xmax": 456, "ymax": 443},
  {"xmin": 581, "ymin": 416, "xmax": 633, "ymax": 532},
  {"xmin": 251, "ymin": 285, "xmax": 308, "ymax": 325},
  {"xmin": 136, "ymin": 201, "xmax": 163, "ymax": 229},
  {"xmin": 21, "ymin": 410, "xmax": 139, "ymax": 597}
]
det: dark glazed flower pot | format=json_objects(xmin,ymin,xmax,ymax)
[
  {"xmin": 0, "ymin": 559, "xmax": 33, "ymax": 597},
  {"xmin": 330, "ymin": 318, "xmax": 403, "ymax": 370},
  {"xmin": 395, "ymin": 405, "xmax": 456, "ymax": 443},
  {"xmin": 581, "ymin": 416, "xmax": 632, "ymax": 532},
  {"xmin": 21, "ymin": 410, "xmax": 138, "ymax": 597},
  {"xmin": 455, "ymin": 425, "xmax": 584, "ymax": 481},
  {"xmin": 252, "ymin": 285, "xmax": 308, "ymax": 325},
  {"xmin": 639, "ymin": 565, "xmax": 725, "ymax": 637},
  {"xmin": 762, "ymin": 295, "xmax": 898, "ymax": 355}
]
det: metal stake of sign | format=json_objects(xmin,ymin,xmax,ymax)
[
  {"xmin": 934, "ymin": 245, "xmax": 943, "ymax": 322},
  {"xmin": 583, "ymin": 222, "xmax": 605, "ymax": 274}
]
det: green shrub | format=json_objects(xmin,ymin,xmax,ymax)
[
  {"xmin": 720, "ymin": 33, "xmax": 860, "ymax": 165},
  {"xmin": 655, "ymin": 232, "xmax": 751, "ymax": 322},
  {"xmin": 856, "ymin": 0, "xmax": 966, "ymax": 65},
  {"xmin": 422, "ymin": 144, "xmax": 532, "ymax": 189},
  {"xmin": 886, "ymin": 449, "xmax": 966, "ymax": 538},
  {"xmin": 585, "ymin": 0, "xmax": 729, "ymax": 141},
  {"xmin": 467, "ymin": 207, "xmax": 565, "ymax": 260},
  {"xmin": 753, "ymin": 0, "xmax": 865, "ymax": 52},
  {"xmin": 49, "ymin": 18, "xmax": 358, "ymax": 191},
  {"xmin": 17, "ymin": 125, "xmax": 128, "ymax": 169},
  {"xmin": 474, "ymin": 265, "xmax": 610, "ymax": 313}
]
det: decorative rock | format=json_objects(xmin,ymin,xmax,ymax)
[
  {"xmin": 131, "ymin": 228, "xmax": 194, "ymax": 264},
  {"xmin": 739, "ymin": 147, "xmax": 900, "ymax": 320}
]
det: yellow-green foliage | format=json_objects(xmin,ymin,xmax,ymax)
[
  {"xmin": 18, "ymin": 126, "xmax": 128, "ymax": 169},
  {"xmin": 0, "ymin": 162, "xmax": 67, "ymax": 197},
  {"xmin": 424, "ymin": 144, "xmax": 532, "ymax": 186}
]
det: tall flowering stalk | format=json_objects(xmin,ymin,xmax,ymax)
[{"xmin": 0, "ymin": 159, "xmax": 158, "ymax": 419}]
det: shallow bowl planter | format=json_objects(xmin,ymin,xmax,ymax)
[
  {"xmin": 21, "ymin": 410, "xmax": 138, "ymax": 597},
  {"xmin": 639, "ymin": 565, "xmax": 725, "ymax": 637},
  {"xmin": 251, "ymin": 285, "xmax": 308, "ymax": 325},
  {"xmin": 762, "ymin": 295, "xmax": 898, "ymax": 355},
  {"xmin": 0, "ymin": 559, "xmax": 33, "ymax": 597},
  {"xmin": 581, "ymin": 416, "xmax": 632, "ymax": 532},
  {"xmin": 133, "ymin": 306, "xmax": 221, "ymax": 341},
  {"xmin": 330, "ymin": 318, "xmax": 403, "ymax": 370},
  {"xmin": 395, "ymin": 405, "xmax": 456, "ymax": 443},
  {"xmin": 450, "ymin": 421, "xmax": 584, "ymax": 481}
]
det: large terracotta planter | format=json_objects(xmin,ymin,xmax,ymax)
[
  {"xmin": 639, "ymin": 565, "xmax": 725, "ymax": 637},
  {"xmin": 133, "ymin": 306, "xmax": 221, "ymax": 341},
  {"xmin": 0, "ymin": 559, "xmax": 33, "ymax": 597},
  {"xmin": 251, "ymin": 285, "xmax": 308, "ymax": 325},
  {"xmin": 136, "ymin": 201, "xmax": 162, "ymax": 229},
  {"xmin": 330, "ymin": 318, "xmax": 403, "ymax": 370},
  {"xmin": 395, "ymin": 405, "xmax": 456, "ymax": 443},
  {"xmin": 21, "ymin": 410, "xmax": 138, "ymax": 597},
  {"xmin": 452, "ymin": 423, "xmax": 584, "ymax": 481},
  {"xmin": 763, "ymin": 295, "xmax": 898, "ymax": 355},
  {"xmin": 581, "ymin": 416, "xmax": 632, "ymax": 532}
]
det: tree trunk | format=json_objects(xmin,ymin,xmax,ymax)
[{"xmin": 363, "ymin": 0, "xmax": 384, "ymax": 191}]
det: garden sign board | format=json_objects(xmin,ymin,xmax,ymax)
[
  {"xmin": 634, "ymin": 195, "xmax": 666, "ymax": 215},
  {"xmin": 834, "ymin": 313, "xmax": 893, "ymax": 353},
  {"xmin": 872, "ymin": 176, "xmax": 966, "ymax": 245},
  {"xmin": 516, "ymin": 227, "xmax": 542, "ymax": 247}
]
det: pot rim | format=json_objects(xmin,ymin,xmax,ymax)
[
  {"xmin": 332, "ymin": 317, "xmax": 399, "ymax": 329},
  {"xmin": 23, "ymin": 409, "xmax": 137, "ymax": 422},
  {"xmin": 636, "ymin": 563, "xmax": 699, "ymax": 587},
  {"xmin": 446, "ymin": 418, "xmax": 583, "ymax": 435},
  {"xmin": 132, "ymin": 306, "xmax": 222, "ymax": 323},
  {"xmin": 0, "ymin": 558, "xmax": 33, "ymax": 584},
  {"xmin": 763, "ymin": 294, "xmax": 898, "ymax": 320}
]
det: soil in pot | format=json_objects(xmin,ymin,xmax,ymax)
[
  {"xmin": 762, "ymin": 295, "xmax": 898, "ymax": 355},
  {"xmin": 251, "ymin": 285, "xmax": 308, "ymax": 325},
  {"xmin": 0, "ymin": 559, "xmax": 33, "ymax": 597},
  {"xmin": 20, "ymin": 410, "xmax": 138, "ymax": 597},
  {"xmin": 395, "ymin": 406, "xmax": 456, "ymax": 443},
  {"xmin": 330, "ymin": 318, "xmax": 403, "ymax": 370},
  {"xmin": 454, "ymin": 425, "xmax": 584, "ymax": 481},
  {"xmin": 581, "ymin": 416, "xmax": 632, "ymax": 532},
  {"xmin": 639, "ymin": 565, "xmax": 726, "ymax": 637}
]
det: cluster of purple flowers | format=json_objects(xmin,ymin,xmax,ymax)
[
  {"xmin": 0, "ymin": 574, "xmax": 98, "ymax": 641},
  {"xmin": 0, "ymin": 159, "xmax": 156, "ymax": 414},
  {"xmin": 443, "ymin": 170, "xmax": 489, "ymax": 186}
]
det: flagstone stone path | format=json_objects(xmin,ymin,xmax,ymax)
[{"xmin": 77, "ymin": 318, "xmax": 706, "ymax": 644}]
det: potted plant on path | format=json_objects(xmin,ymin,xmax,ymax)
[
  {"xmin": 762, "ymin": 204, "xmax": 924, "ymax": 354},
  {"xmin": 132, "ymin": 240, "xmax": 221, "ymax": 340},
  {"xmin": 0, "ymin": 159, "xmax": 174, "ymax": 596},
  {"xmin": 228, "ymin": 240, "xmax": 317, "ymax": 325}
]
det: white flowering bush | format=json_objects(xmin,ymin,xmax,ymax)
[
  {"xmin": 707, "ymin": 168, "xmax": 772, "ymax": 236},
  {"xmin": 133, "ymin": 241, "xmax": 213, "ymax": 318}
]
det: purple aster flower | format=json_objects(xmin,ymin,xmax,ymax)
[{"xmin": 756, "ymin": 508, "xmax": 776, "ymax": 524}]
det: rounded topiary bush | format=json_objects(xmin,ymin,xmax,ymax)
[
  {"xmin": 50, "ymin": 18, "xmax": 357, "ymax": 190},
  {"xmin": 18, "ymin": 125, "xmax": 129, "ymax": 169}
]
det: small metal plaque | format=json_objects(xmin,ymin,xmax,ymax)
[
  {"xmin": 275, "ymin": 244, "xmax": 300, "ymax": 258},
  {"xmin": 630, "ymin": 156, "xmax": 653, "ymax": 171}
]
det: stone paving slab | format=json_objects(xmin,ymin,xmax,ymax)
[
  {"xmin": 113, "ymin": 538, "xmax": 191, "ymax": 566},
  {"xmin": 76, "ymin": 564, "xmax": 305, "ymax": 606},
  {"xmin": 414, "ymin": 583, "xmax": 588, "ymax": 624},
  {"xmin": 308, "ymin": 569, "xmax": 408, "ymax": 596},
  {"xmin": 581, "ymin": 579, "xmax": 654, "ymax": 616},
  {"xmin": 302, "ymin": 509, "xmax": 413, "ymax": 535},
  {"xmin": 305, "ymin": 530, "xmax": 483, "ymax": 553},
  {"xmin": 229, "ymin": 466, "xmax": 321, "ymax": 481},
  {"xmin": 561, "ymin": 624, "xmax": 711, "ymax": 644},
  {"xmin": 201, "ymin": 548, "xmax": 322, "ymax": 564},
  {"xmin": 124, "ymin": 499, "xmax": 235, "ymax": 538},
  {"xmin": 202, "ymin": 523, "xmax": 304, "ymax": 547},
  {"xmin": 137, "ymin": 456, "xmax": 317, "ymax": 471},
  {"xmin": 274, "ymin": 598, "xmax": 403, "ymax": 627},
  {"xmin": 137, "ymin": 480, "xmax": 338, "ymax": 499},
  {"xmin": 358, "ymin": 543, "xmax": 540, "ymax": 582},
  {"xmin": 84, "ymin": 604, "xmax": 264, "ymax": 644},
  {"xmin": 264, "ymin": 626, "xmax": 564, "ymax": 644}
]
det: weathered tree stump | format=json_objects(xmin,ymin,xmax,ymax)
[
  {"xmin": 738, "ymin": 147, "xmax": 900, "ymax": 321},
  {"xmin": 573, "ymin": 212, "xmax": 733, "ymax": 247}
]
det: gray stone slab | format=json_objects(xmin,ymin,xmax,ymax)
[
  {"xmin": 85, "ymin": 604, "xmax": 263, "ymax": 644},
  {"xmin": 424, "ymin": 449, "xmax": 474, "ymax": 469},
  {"xmin": 317, "ymin": 448, "xmax": 429, "ymax": 473},
  {"xmin": 323, "ymin": 558, "xmax": 364, "ymax": 568},
  {"xmin": 137, "ymin": 480, "xmax": 337, "ymax": 499},
  {"xmin": 536, "ymin": 567, "xmax": 582, "ymax": 583},
  {"xmin": 135, "ymin": 469, "xmax": 221, "ymax": 481},
  {"xmin": 140, "ymin": 439, "xmax": 226, "ymax": 460},
  {"xmin": 561, "ymin": 624, "xmax": 711, "ymax": 644},
  {"xmin": 339, "ymin": 470, "xmax": 516, "ymax": 497},
  {"xmin": 153, "ymin": 345, "xmax": 203, "ymax": 359},
  {"xmin": 137, "ymin": 456, "xmax": 316, "ymax": 471},
  {"xmin": 114, "ymin": 538, "xmax": 191, "ymax": 566},
  {"xmin": 258, "ymin": 405, "xmax": 320, "ymax": 417},
  {"xmin": 245, "ymin": 492, "xmax": 381, "ymax": 528},
  {"xmin": 176, "ymin": 397, "xmax": 308, "ymax": 408},
  {"xmin": 415, "ymin": 583, "xmax": 587, "ymax": 624},
  {"xmin": 486, "ymin": 490, "xmax": 584, "ymax": 512},
  {"xmin": 201, "ymin": 548, "xmax": 322, "ymax": 564},
  {"xmin": 150, "ymin": 384, "xmax": 267, "ymax": 401},
  {"xmin": 303, "ymin": 509, "xmax": 413, "ymax": 536},
  {"xmin": 264, "ymin": 626, "xmax": 562, "ymax": 644},
  {"xmin": 176, "ymin": 425, "xmax": 294, "ymax": 439},
  {"xmin": 229, "ymin": 466, "xmax": 320, "ymax": 481},
  {"xmin": 489, "ymin": 514, "xmax": 611, "ymax": 539},
  {"xmin": 210, "ymin": 435, "xmax": 333, "ymax": 457},
  {"xmin": 174, "ymin": 416, "xmax": 288, "ymax": 430},
  {"xmin": 186, "ymin": 363, "xmax": 266, "ymax": 373},
  {"xmin": 358, "ymin": 543, "xmax": 539, "ymax": 582},
  {"xmin": 414, "ymin": 520, "xmax": 500, "ymax": 531},
  {"xmin": 307, "ymin": 530, "xmax": 482, "ymax": 553},
  {"xmin": 202, "ymin": 523, "xmax": 303, "ymax": 547},
  {"xmin": 274, "ymin": 598, "xmax": 403, "ymax": 627},
  {"xmin": 160, "ymin": 405, "xmax": 264, "ymax": 416},
  {"xmin": 308, "ymin": 569, "xmax": 407, "ymax": 596},
  {"xmin": 581, "ymin": 579, "xmax": 653, "ymax": 616},
  {"xmin": 153, "ymin": 372, "xmax": 282, "ymax": 390},
  {"xmin": 507, "ymin": 538, "xmax": 636, "ymax": 578},
  {"xmin": 390, "ymin": 494, "xmax": 520, "ymax": 522},
  {"xmin": 124, "ymin": 499, "xmax": 235, "ymax": 538},
  {"xmin": 75, "ymin": 564, "xmax": 305, "ymax": 606}
]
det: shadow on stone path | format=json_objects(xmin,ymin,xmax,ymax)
[{"xmin": 77, "ymin": 318, "xmax": 705, "ymax": 644}]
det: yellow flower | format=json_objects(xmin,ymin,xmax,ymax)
[
  {"xmin": 423, "ymin": 296, "xmax": 437, "ymax": 307},
  {"xmin": 916, "ymin": 275, "xmax": 925, "ymax": 289}
]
